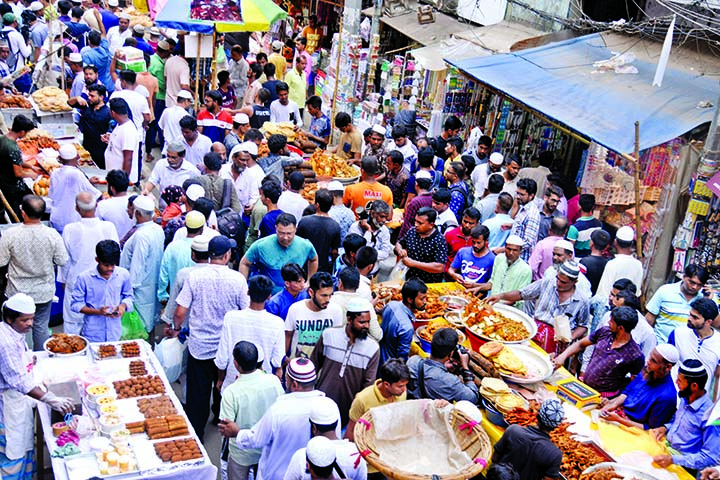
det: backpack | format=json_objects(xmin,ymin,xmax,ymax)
[
  {"xmin": 449, "ymin": 182, "xmax": 472, "ymax": 215},
  {"xmin": 217, "ymin": 179, "xmax": 247, "ymax": 261},
  {"xmin": 0, "ymin": 29, "xmax": 17, "ymax": 71}
]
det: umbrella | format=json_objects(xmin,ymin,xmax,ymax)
[{"xmin": 153, "ymin": 0, "xmax": 286, "ymax": 32}]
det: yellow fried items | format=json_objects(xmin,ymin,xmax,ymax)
[
  {"xmin": 465, "ymin": 297, "xmax": 530, "ymax": 342},
  {"xmin": 309, "ymin": 149, "xmax": 358, "ymax": 178},
  {"xmin": 32, "ymin": 87, "xmax": 72, "ymax": 112}
]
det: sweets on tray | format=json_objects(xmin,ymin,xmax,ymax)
[
  {"xmin": 144, "ymin": 415, "xmax": 189, "ymax": 439},
  {"xmin": 121, "ymin": 342, "xmax": 141, "ymax": 358},
  {"xmin": 137, "ymin": 395, "xmax": 177, "ymax": 418},
  {"xmin": 113, "ymin": 375, "xmax": 165, "ymax": 399},
  {"xmin": 129, "ymin": 360, "xmax": 147, "ymax": 376},
  {"xmin": 98, "ymin": 344, "xmax": 117, "ymax": 358},
  {"xmin": 154, "ymin": 438, "xmax": 203, "ymax": 463}
]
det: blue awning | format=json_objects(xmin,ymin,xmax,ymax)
[{"xmin": 446, "ymin": 32, "xmax": 718, "ymax": 153}]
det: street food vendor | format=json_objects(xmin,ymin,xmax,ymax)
[
  {"xmin": 652, "ymin": 359, "xmax": 720, "ymax": 472},
  {"xmin": 0, "ymin": 293, "xmax": 74, "ymax": 479},
  {"xmin": 492, "ymin": 399, "xmax": 564, "ymax": 480}
]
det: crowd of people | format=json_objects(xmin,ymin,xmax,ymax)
[{"xmin": 0, "ymin": 1, "xmax": 718, "ymax": 480}]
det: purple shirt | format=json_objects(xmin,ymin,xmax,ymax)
[
  {"xmin": 528, "ymin": 236, "xmax": 560, "ymax": 281},
  {"xmin": 583, "ymin": 326, "xmax": 644, "ymax": 394}
]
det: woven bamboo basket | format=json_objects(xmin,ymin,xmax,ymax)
[{"xmin": 354, "ymin": 401, "xmax": 492, "ymax": 480}]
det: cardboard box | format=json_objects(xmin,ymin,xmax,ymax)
[
  {"xmin": 555, "ymin": 377, "xmax": 601, "ymax": 410},
  {"xmin": 117, "ymin": 59, "xmax": 146, "ymax": 73}
]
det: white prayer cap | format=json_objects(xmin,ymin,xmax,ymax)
[
  {"xmin": 327, "ymin": 180, "xmax": 344, "ymax": 192},
  {"xmin": 4, "ymin": 293, "xmax": 35, "ymax": 314},
  {"xmin": 238, "ymin": 141, "xmax": 258, "ymax": 156},
  {"xmin": 177, "ymin": 90, "xmax": 193, "ymax": 100},
  {"xmin": 655, "ymin": 344, "xmax": 679, "ymax": 364},
  {"xmin": 489, "ymin": 152, "xmax": 504, "ymax": 166},
  {"xmin": 108, "ymin": 0, "xmax": 119, "ymax": 6},
  {"xmin": 29, "ymin": 1, "xmax": 44, "ymax": 11},
  {"xmin": 191, "ymin": 235, "xmax": 210, "ymax": 252},
  {"xmin": 505, "ymin": 235, "xmax": 524, "ymax": 246},
  {"xmin": 233, "ymin": 113, "xmax": 249, "ymax": 125},
  {"xmin": 346, "ymin": 298, "xmax": 372, "ymax": 313},
  {"xmin": 185, "ymin": 184, "xmax": 205, "ymax": 202},
  {"xmin": 415, "ymin": 170, "xmax": 432, "ymax": 180},
  {"xmin": 554, "ymin": 239, "xmax": 574, "ymax": 253},
  {"xmin": 58, "ymin": 144, "xmax": 78, "ymax": 161},
  {"xmin": 133, "ymin": 195, "xmax": 155, "ymax": 212},
  {"xmin": 68, "ymin": 52, "xmax": 83, "ymax": 63},
  {"xmin": 372, "ymin": 124, "xmax": 386, "ymax": 136},
  {"xmin": 616, "ymin": 226, "xmax": 634, "ymax": 242},
  {"xmin": 119, "ymin": 13, "xmax": 131, "ymax": 20},
  {"xmin": 306, "ymin": 436, "xmax": 337, "ymax": 468},
  {"xmin": 309, "ymin": 396, "xmax": 340, "ymax": 426}
]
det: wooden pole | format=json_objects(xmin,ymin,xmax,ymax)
[
  {"xmin": 0, "ymin": 188, "xmax": 19, "ymax": 223},
  {"xmin": 329, "ymin": 16, "xmax": 343, "ymax": 132},
  {"xmin": 210, "ymin": 29, "xmax": 218, "ymax": 90},
  {"xmin": 633, "ymin": 121, "xmax": 643, "ymax": 259},
  {"xmin": 194, "ymin": 34, "xmax": 202, "ymax": 111}
]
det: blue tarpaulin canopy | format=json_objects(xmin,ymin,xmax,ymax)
[{"xmin": 446, "ymin": 32, "xmax": 718, "ymax": 153}]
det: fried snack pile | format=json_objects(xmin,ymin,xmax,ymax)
[
  {"xmin": 415, "ymin": 292, "xmax": 450, "ymax": 319},
  {"xmin": 137, "ymin": 395, "xmax": 178, "ymax": 418},
  {"xmin": 478, "ymin": 341, "xmax": 527, "ymax": 376},
  {"xmin": 154, "ymin": 439, "xmax": 203, "ymax": 463},
  {"xmin": 113, "ymin": 375, "xmax": 165, "ymax": 399},
  {"xmin": 0, "ymin": 94, "xmax": 32, "ymax": 109},
  {"xmin": 257, "ymin": 142, "xmax": 270, "ymax": 158},
  {"xmin": 33, "ymin": 176, "xmax": 49, "ymax": 196},
  {"xmin": 98, "ymin": 344, "xmax": 117, "ymax": 359},
  {"xmin": 309, "ymin": 149, "xmax": 358, "ymax": 178},
  {"xmin": 46, "ymin": 333, "xmax": 86, "ymax": 354},
  {"xmin": 578, "ymin": 467, "xmax": 623, "ymax": 480},
  {"xmin": 74, "ymin": 143, "xmax": 94, "ymax": 166},
  {"xmin": 129, "ymin": 360, "xmax": 148, "ymax": 376},
  {"xmin": 142, "ymin": 415, "xmax": 189, "ymax": 439},
  {"xmin": 32, "ymin": 87, "xmax": 72, "ymax": 112},
  {"xmin": 262, "ymin": 122, "xmax": 306, "ymax": 142},
  {"xmin": 18, "ymin": 136, "xmax": 60, "ymax": 156},
  {"xmin": 465, "ymin": 297, "xmax": 530, "ymax": 342},
  {"xmin": 121, "ymin": 342, "xmax": 141, "ymax": 357},
  {"xmin": 418, "ymin": 318, "xmax": 455, "ymax": 342},
  {"xmin": 301, "ymin": 183, "xmax": 319, "ymax": 202},
  {"xmin": 505, "ymin": 402, "xmax": 611, "ymax": 480}
]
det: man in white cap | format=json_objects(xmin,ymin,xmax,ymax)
[
  {"xmin": 0, "ymin": 197, "xmax": 68, "ymax": 350},
  {"xmin": 600, "ymin": 344, "xmax": 679, "ymax": 430},
  {"xmin": 488, "ymin": 234, "xmax": 532, "ymax": 309},
  {"xmin": 542, "ymin": 239, "xmax": 592, "ymax": 298},
  {"xmin": 48, "ymin": 144, "xmax": 101, "ymax": 234},
  {"xmin": 528, "ymin": 216, "xmax": 568, "ymax": 281},
  {"xmin": 285, "ymin": 400, "xmax": 367, "ymax": 480},
  {"xmin": 224, "ymin": 112, "xmax": 250, "ymax": 153},
  {"xmin": 472, "ymin": 151, "xmax": 504, "ymax": 197},
  {"xmin": 158, "ymin": 90, "xmax": 193, "ymax": 153},
  {"xmin": 28, "ymin": 3, "xmax": 47, "ymax": 63},
  {"xmin": 60, "ymin": 192, "xmax": 118, "ymax": 334},
  {"xmin": 221, "ymin": 142, "xmax": 261, "ymax": 214},
  {"xmin": 488, "ymin": 260, "xmax": 590, "ymax": 353},
  {"xmin": 364, "ymin": 124, "xmax": 387, "ymax": 163},
  {"xmin": 67, "ymin": 52, "xmax": 85, "ymax": 99},
  {"xmin": 218, "ymin": 341, "xmax": 283, "ymax": 480},
  {"xmin": 143, "ymin": 139, "xmax": 200, "ymax": 196},
  {"xmin": 119, "ymin": 195, "xmax": 164, "ymax": 336},
  {"xmin": 0, "ymin": 293, "xmax": 76, "ymax": 471},
  {"xmin": 268, "ymin": 40, "xmax": 287, "ymax": 81},
  {"xmin": 161, "ymin": 235, "xmax": 211, "ymax": 323},
  {"xmin": 216, "ymin": 274, "xmax": 285, "ymax": 392},
  {"xmin": 311, "ymin": 297, "xmax": 380, "ymax": 426},
  {"xmin": 220, "ymin": 357, "xmax": 335, "ymax": 480},
  {"xmin": 595, "ymin": 225, "xmax": 644, "ymax": 300},
  {"xmin": 269, "ymin": 81, "xmax": 301, "ymax": 127},
  {"xmin": 327, "ymin": 180, "xmax": 354, "ymax": 243}
]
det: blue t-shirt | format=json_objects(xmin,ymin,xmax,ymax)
[
  {"xmin": 266, "ymin": 288, "xmax": 309, "ymax": 320},
  {"xmin": 259, "ymin": 209, "xmax": 283, "ymax": 239},
  {"xmin": 308, "ymin": 114, "xmax": 330, "ymax": 146},
  {"xmin": 244, "ymin": 235, "xmax": 317, "ymax": 293},
  {"xmin": 450, "ymin": 247, "xmax": 495, "ymax": 284},
  {"xmin": 64, "ymin": 21, "xmax": 91, "ymax": 50},
  {"xmin": 621, "ymin": 372, "xmax": 677, "ymax": 429}
]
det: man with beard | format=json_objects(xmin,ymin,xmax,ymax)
[
  {"xmin": 107, "ymin": 13, "xmax": 131, "ymax": 54},
  {"xmin": 553, "ymin": 306, "xmax": 644, "ymax": 397},
  {"xmin": 69, "ymin": 84, "xmax": 111, "ymax": 168},
  {"xmin": 646, "ymin": 264, "xmax": 710, "ymax": 343},
  {"xmin": 501, "ymin": 155, "xmax": 521, "ymax": 196},
  {"xmin": 77, "ymin": 65, "xmax": 103, "ymax": 102},
  {"xmin": 542, "ymin": 239, "xmax": 592, "ymax": 298},
  {"xmin": 537, "ymin": 185, "xmax": 564, "ymax": 241},
  {"xmin": 284, "ymin": 272, "xmax": 344, "ymax": 359},
  {"xmin": 600, "ymin": 344, "xmax": 679, "ymax": 429},
  {"xmin": 472, "ymin": 152, "xmax": 504, "ymax": 199},
  {"xmin": 488, "ymin": 235, "xmax": 532, "ymax": 309},
  {"xmin": 311, "ymin": 298, "xmax": 380, "ymax": 426},
  {"xmin": 379, "ymin": 278, "xmax": 428, "ymax": 363},
  {"xmin": 651, "ymin": 360, "xmax": 720, "ymax": 472},
  {"xmin": 510, "ymin": 178, "xmax": 541, "ymax": 262},
  {"xmin": 198, "ymin": 90, "xmax": 233, "ymax": 143},
  {"xmin": 407, "ymin": 327, "xmax": 479, "ymax": 403},
  {"xmin": 668, "ymin": 298, "xmax": 720, "ymax": 400},
  {"xmin": 142, "ymin": 140, "xmax": 200, "ymax": 196},
  {"xmin": 444, "ymin": 207, "xmax": 480, "ymax": 267},
  {"xmin": 448, "ymin": 225, "xmax": 495, "ymax": 296}
]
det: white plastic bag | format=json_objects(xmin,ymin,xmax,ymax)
[
  {"xmin": 155, "ymin": 337, "xmax": 187, "ymax": 383},
  {"xmin": 388, "ymin": 261, "xmax": 408, "ymax": 282}
]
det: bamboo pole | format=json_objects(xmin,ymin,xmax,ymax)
[
  {"xmin": 210, "ymin": 29, "xmax": 218, "ymax": 90},
  {"xmin": 329, "ymin": 16, "xmax": 343, "ymax": 132},
  {"xmin": 0, "ymin": 188, "xmax": 19, "ymax": 223},
  {"xmin": 633, "ymin": 121, "xmax": 643, "ymax": 259},
  {"xmin": 194, "ymin": 34, "xmax": 202, "ymax": 111}
]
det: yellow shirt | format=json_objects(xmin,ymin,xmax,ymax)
[
  {"xmin": 348, "ymin": 379, "xmax": 407, "ymax": 422},
  {"xmin": 285, "ymin": 68, "xmax": 306, "ymax": 110},
  {"xmin": 268, "ymin": 53, "xmax": 287, "ymax": 81}
]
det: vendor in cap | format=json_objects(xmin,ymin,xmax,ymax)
[
  {"xmin": 600, "ymin": 344, "xmax": 680, "ymax": 429},
  {"xmin": 142, "ymin": 139, "xmax": 200, "ymax": 198},
  {"xmin": 488, "ymin": 260, "xmax": 590, "ymax": 354},
  {"xmin": 107, "ymin": 12, "xmax": 131, "ymax": 54},
  {"xmin": 0, "ymin": 294, "xmax": 75, "ymax": 478},
  {"xmin": 268, "ymin": 40, "xmax": 287, "ymax": 81},
  {"xmin": 49, "ymin": 143, "xmax": 101, "ymax": 234},
  {"xmin": 652, "ymin": 359, "xmax": 720, "ymax": 471},
  {"xmin": 487, "ymin": 234, "xmax": 532, "ymax": 309},
  {"xmin": 492, "ymin": 399, "xmax": 564, "ymax": 480}
]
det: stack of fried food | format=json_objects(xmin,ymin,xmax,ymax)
[
  {"xmin": 18, "ymin": 135, "xmax": 60, "ymax": 156},
  {"xmin": 46, "ymin": 333, "xmax": 86, "ymax": 354},
  {"xmin": 33, "ymin": 176, "xmax": 50, "ymax": 196},
  {"xmin": 478, "ymin": 341, "xmax": 527, "ymax": 376},
  {"xmin": 137, "ymin": 395, "xmax": 177, "ymax": 418},
  {"xmin": 465, "ymin": 297, "xmax": 530, "ymax": 342},
  {"xmin": 0, "ymin": 94, "xmax": 32, "ymax": 109},
  {"xmin": 505, "ymin": 401, "xmax": 611, "ymax": 479},
  {"xmin": 417, "ymin": 318, "xmax": 455, "ymax": 342},
  {"xmin": 301, "ymin": 182, "xmax": 319, "ymax": 202},
  {"xmin": 262, "ymin": 122, "xmax": 306, "ymax": 142},
  {"xmin": 32, "ymin": 87, "xmax": 72, "ymax": 112},
  {"xmin": 140, "ymin": 415, "xmax": 189, "ymax": 439},
  {"xmin": 154, "ymin": 439, "xmax": 203, "ymax": 463},
  {"xmin": 579, "ymin": 467, "xmax": 623, "ymax": 480},
  {"xmin": 309, "ymin": 149, "xmax": 358, "ymax": 178},
  {"xmin": 123, "ymin": 6, "xmax": 153, "ymax": 27},
  {"xmin": 371, "ymin": 284, "xmax": 402, "ymax": 310}
]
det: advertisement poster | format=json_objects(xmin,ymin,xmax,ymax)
[{"xmin": 190, "ymin": 0, "xmax": 243, "ymax": 23}]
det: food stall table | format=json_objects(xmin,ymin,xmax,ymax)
[{"xmin": 34, "ymin": 340, "xmax": 218, "ymax": 480}]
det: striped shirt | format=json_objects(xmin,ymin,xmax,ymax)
[
  {"xmin": 520, "ymin": 277, "xmax": 590, "ymax": 330},
  {"xmin": 511, "ymin": 201, "xmax": 541, "ymax": 262},
  {"xmin": 646, "ymin": 281, "xmax": 702, "ymax": 343}
]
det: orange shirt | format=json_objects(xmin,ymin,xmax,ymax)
[{"xmin": 343, "ymin": 181, "xmax": 393, "ymax": 217}]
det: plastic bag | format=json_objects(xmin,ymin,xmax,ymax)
[
  {"xmin": 155, "ymin": 337, "xmax": 187, "ymax": 383},
  {"xmin": 120, "ymin": 311, "xmax": 148, "ymax": 341},
  {"xmin": 554, "ymin": 314, "xmax": 572, "ymax": 343},
  {"xmin": 388, "ymin": 260, "xmax": 408, "ymax": 282}
]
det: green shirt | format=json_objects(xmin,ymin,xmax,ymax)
[
  {"xmin": 285, "ymin": 68, "xmax": 306, "ymax": 110},
  {"xmin": 489, "ymin": 254, "xmax": 532, "ymax": 309},
  {"xmin": 219, "ymin": 370, "xmax": 284, "ymax": 465},
  {"xmin": 148, "ymin": 54, "xmax": 167, "ymax": 100}
]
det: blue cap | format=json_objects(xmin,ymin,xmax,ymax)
[{"xmin": 208, "ymin": 235, "xmax": 236, "ymax": 256}]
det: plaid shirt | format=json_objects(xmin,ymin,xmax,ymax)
[
  {"xmin": 511, "ymin": 201, "xmax": 541, "ymax": 262},
  {"xmin": 520, "ymin": 277, "xmax": 590, "ymax": 330}
]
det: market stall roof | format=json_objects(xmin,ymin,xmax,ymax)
[
  {"xmin": 410, "ymin": 21, "xmax": 543, "ymax": 71},
  {"xmin": 153, "ymin": 0, "xmax": 286, "ymax": 33},
  {"xmin": 447, "ymin": 31, "xmax": 719, "ymax": 153},
  {"xmin": 362, "ymin": 0, "xmax": 471, "ymax": 46}
]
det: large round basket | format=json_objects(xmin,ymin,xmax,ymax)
[{"xmin": 354, "ymin": 403, "xmax": 492, "ymax": 480}]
